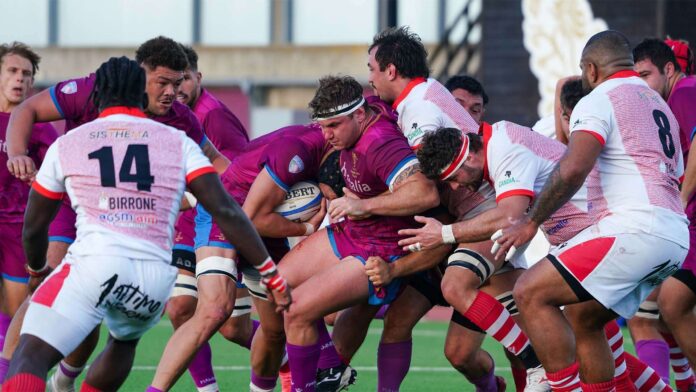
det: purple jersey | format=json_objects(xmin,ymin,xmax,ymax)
[
  {"xmin": 0, "ymin": 112, "xmax": 57, "ymax": 223},
  {"xmin": 193, "ymin": 89, "xmax": 249, "ymax": 160},
  {"xmin": 669, "ymin": 75, "xmax": 696, "ymax": 272},
  {"xmin": 221, "ymin": 124, "xmax": 330, "ymax": 203},
  {"xmin": 330, "ymin": 100, "xmax": 419, "ymax": 258},
  {"xmin": 50, "ymin": 74, "xmax": 206, "ymax": 146}
]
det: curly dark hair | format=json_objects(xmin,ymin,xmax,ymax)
[
  {"xmin": 369, "ymin": 26, "xmax": 430, "ymax": 79},
  {"xmin": 633, "ymin": 38, "xmax": 681, "ymax": 73},
  {"xmin": 180, "ymin": 44, "xmax": 198, "ymax": 71},
  {"xmin": 0, "ymin": 41, "xmax": 40, "ymax": 76},
  {"xmin": 90, "ymin": 56, "xmax": 146, "ymax": 112},
  {"xmin": 308, "ymin": 75, "xmax": 365, "ymax": 120},
  {"xmin": 135, "ymin": 36, "xmax": 188, "ymax": 71},
  {"xmin": 445, "ymin": 75, "xmax": 489, "ymax": 105},
  {"xmin": 417, "ymin": 128, "xmax": 482, "ymax": 179},
  {"xmin": 560, "ymin": 79, "xmax": 585, "ymax": 112}
]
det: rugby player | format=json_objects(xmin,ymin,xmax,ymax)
[
  {"xmin": 494, "ymin": 30, "xmax": 688, "ymax": 391},
  {"xmin": 266, "ymin": 75, "xmax": 438, "ymax": 392},
  {"xmin": 2, "ymin": 36, "xmax": 227, "ymax": 391},
  {"xmin": 168, "ymin": 44, "xmax": 251, "ymax": 392},
  {"xmin": 150, "ymin": 122, "xmax": 339, "ymax": 392},
  {"xmin": 0, "ymin": 41, "xmax": 57, "ymax": 380},
  {"xmin": 445, "ymin": 75, "xmax": 488, "ymax": 124},
  {"xmin": 634, "ymin": 38, "xmax": 696, "ymax": 389},
  {"xmin": 3, "ymin": 56, "xmax": 290, "ymax": 392}
]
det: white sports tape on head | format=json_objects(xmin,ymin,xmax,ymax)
[
  {"xmin": 635, "ymin": 300, "xmax": 660, "ymax": 320},
  {"xmin": 231, "ymin": 296, "xmax": 253, "ymax": 317},
  {"xmin": 313, "ymin": 96, "xmax": 365, "ymax": 121},
  {"xmin": 495, "ymin": 291, "xmax": 518, "ymax": 317},
  {"xmin": 196, "ymin": 256, "xmax": 238, "ymax": 281},
  {"xmin": 171, "ymin": 274, "xmax": 198, "ymax": 298},
  {"xmin": 447, "ymin": 248, "xmax": 495, "ymax": 284}
]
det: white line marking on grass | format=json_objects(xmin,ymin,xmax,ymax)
[{"xmin": 128, "ymin": 365, "xmax": 512, "ymax": 373}]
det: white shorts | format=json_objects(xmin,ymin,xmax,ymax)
[
  {"xmin": 23, "ymin": 255, "xmax": 177, "ymax": 356},
  {"xmin": 548, "ymin": 216, "xmax": 687, "ymax": 319}
]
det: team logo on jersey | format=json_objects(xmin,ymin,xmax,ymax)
[
  {"xmin": 505, "ymin": 171, "xmax": 512, "ymax": 178},
  {"xmin": 60, "ymin": 81, "xmax": 78, "ymax": 95},
  {"xmin": 497, "ymin": 175, "xmax": 519, "ymax": 188},
  {"xmin": 288, "ymin": 155, "xmax": 304, "ymax": 174}
]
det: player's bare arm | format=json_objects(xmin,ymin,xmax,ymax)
[
  {"xmin": 398, "ymin": 195, "xmax": 531, "ymax": 250},
  {"xmin": 243, "ymin": 168, "xmax": 326, "ymax": 238},
  {"xmin": 6, "ymin": 90, "xmax": 62, "ymax": 180},
  {"xmin": 200, "ymin": 139, "xmax": 230, "ymax": 174},
  {"xmin": 492, "ymin": 131, "xmax": 602, "ymax": 259},
  {"xmin": 22, "ymin": 190, "xmax": 63, "ymax": 275},
  {"xmin": 189, "ymin": 172, "xmax": 291, "ymax": 311},
  {"xmin": 329, "ymin": 163, "xmax": 438, "ymax": 220},
  {"xmin": 365, "ymin": 244, "xmax": 452, "ymax": 287}
]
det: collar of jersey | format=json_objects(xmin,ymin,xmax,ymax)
[
  {"xmin": 98, "ymin": 106, "xmax": 147, "ymax": 118},
  {"xmin": 606, "ymin": 70, "xmax": 639, "ymax": 81},
  {"xmin": 479, "ymin": 121, "xmax": 493, "ymax": 186},
  {"xmin": 392, "ymin": 77, "xmax": 427, "ymax": 109}
]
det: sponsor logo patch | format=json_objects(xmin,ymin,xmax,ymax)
[
  {"xmin": 60, "ymin": 81, "xmax": 78, "ymax": 95},
  {"xmin": 288, "ymin": 155, "xmax": 304, "ymax": 174}
]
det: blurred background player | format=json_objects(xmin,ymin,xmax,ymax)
[
  {"xmin": 3, "ymin": 56, "xmax": 290, "ymax": 392},
  {"xmin": 0, "ymin": 41, "xmax": 57, "ymax": 379},
  {"xmin": 633, "ymin": 37, "xmax": 696, "ymax": 391},
  {"xmin": 444, "ymin": 75, "xmax": 488, "ymax": 124},
  {"xmin": 169, "ymin": 44, "xmax": 252, "ymax": 392}
]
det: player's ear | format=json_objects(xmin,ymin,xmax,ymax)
[
  {"xmin": 196, "ymin": 71, "xmax": 202, "ymax": 84},
  {"xmin": 664, "ymin": 62, "xmax": 675, "ymax": 78},
  {"xmin": 386, "ymin": 63, "xmax": 398, "ymax": 81}
]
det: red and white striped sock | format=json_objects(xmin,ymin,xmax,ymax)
[
  {"xmin": 462, "ymin": 291, "xmax": 530, "ymax": 356},
  {"xmin": 625, "ymin": 352, "xmax": 673, "ymax": 392},
  {"xmin": 547, "ymin": 362, "xmax": 582, "ymax": 392},
  {"xmin": 662, "ymin": 333, "xmax": 696, "ymax": 391},
  {"xmin": 604, "ymin": 320, "xmax": 636, "ymax": 392},
  {"xmin": 581, "ymin": 379, "xmax": 616, "ymax": 392}
]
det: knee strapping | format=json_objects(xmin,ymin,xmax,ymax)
[
  {"xmin": 171, "ymin": 274, "xmax": 198, "ymax": 298},
  {"xmin": 195, "ymin": 256, "xmax": 238, "ymax": 281},
  {"xmin": 447, "ymin": 248, "xmax": 495, "ymax": 284}
]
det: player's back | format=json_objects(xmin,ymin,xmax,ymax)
[
  {"xmin": 394, "ymin": 78, "xmax": 479, "ymax": 148},
  {"xmin": 569, "ymin": 72, "xmax": 688, "ymax": 245},
  {"xmin": 35, "ymin": 109, "xmax": 213, "ymax": 262}
]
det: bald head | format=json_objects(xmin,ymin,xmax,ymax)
[{"xmin": 580, "ymin": 30, "xmax": 634, "ymax": 91}]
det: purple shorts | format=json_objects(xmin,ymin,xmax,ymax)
[
  {"xmin": 326, "ymin": 219, "xmax": 407, "ymax": 305},
  {"xmin": 194, "ymin": 204, "xmax": 289, "ymax": 264},
  {"xmin": 48, "ymin": 198, "xmax": 76, "ymax": 244},
  {"xmin": 0, "ymin": 222, "xmax": 29, "ymax": 282},
  {"xmin": 173, "ymin": 209, "xmax": 196, "ymax": 252}
]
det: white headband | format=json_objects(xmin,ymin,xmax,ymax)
[{"xmin": 313, "ymin": 96, "xmax": 365, "ymax": 121}]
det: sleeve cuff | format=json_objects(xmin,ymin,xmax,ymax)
[
  {"xmin": 32, "ymin": 182, "xmax": 65, "ymax": 200},
  {"xmin": 575, "ymin": 130, "xmax": 606, "ymax": 146},
  {"xmin": 496, "ymin": 189, "xmax": 535, "ymax": 203},
  {"xmin": 186, "ymin": 166, "xmax": 216, "ymax": 184}
]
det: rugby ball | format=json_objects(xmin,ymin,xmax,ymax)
[{"xmin": 275, "ymin": 181, "xmax": 322, "ymax": 222}]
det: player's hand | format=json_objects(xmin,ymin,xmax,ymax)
[
  {"xmin": 397, "ymin": 215, "xmax": 443, "ymax": 251},
  {"xmin": 328, "ymin": 187, "xmax": 370, "ymax": 221},
  {"xmin": 7, "ymin": 154, "xmax": 37, "ymax": 183},
  {"xmin": 307, "ymin": 198, "xmax": 328, "ymax": 231},
  {"xmin": 490, "ymin": 217, "xmax": 537, "ymax": 261},
  {"xmin": 365, "ymin": 256, "xmax": 393, "ymax": 287},
  {"xmin": 263, "ymin": 272, "xmax": 292, "ymax": 313},
  {"xmin": 27, "ymin": 267, "xmax": 53, "ymax": 293}
]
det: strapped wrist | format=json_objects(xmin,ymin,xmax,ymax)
[
  {"xmin": 26, "ymin": 263, "xmax": 50, "ymax": 278},
  {"xmin": 441, "ymin": 224, "xmax": 456, "ymax": 244}
]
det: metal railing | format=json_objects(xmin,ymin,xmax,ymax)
[{"xmin": 429, "ymin": 0, "xmax": 481, "ymax": 82}]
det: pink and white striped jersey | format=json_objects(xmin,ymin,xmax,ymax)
[
  {"xmin": 483, "ymin": 121, "xmax": 594, "ymax": 245},
  {"xmin": 569, "ymin": 71, "xmax": 689, "ymax": 247},
  {"xmin": 32, "ymin": 107, "xmax": 214, "ymax": 262},
  {"xmin": 392, "ymin": 78, "xmax": 480, "ymax": 148}
]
